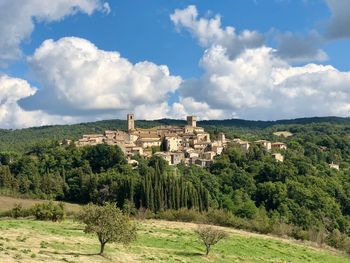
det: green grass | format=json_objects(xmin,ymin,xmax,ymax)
[{"xmin": 0, "ymin": 219, "xmax": 349, "ymax": 263}]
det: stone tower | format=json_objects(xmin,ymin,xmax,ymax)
[
  {"xmin": 218, "ymin": 132, "xmax": 225, "ymax": 143},
  {"xmin": 127, "ymin": 113, "xmax": 135, "ymax": 131},
  {"xmin": 187, "ymin": 116, "xmax": 197, "ymax": 127}
]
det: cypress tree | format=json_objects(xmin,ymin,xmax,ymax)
[{"xmin": 175, "ymin": 179, "xmax": 180, "ymax": 209}]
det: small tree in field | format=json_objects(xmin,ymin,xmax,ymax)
[
  {"xmin": 78, "ymin": 203, "xmax": 137, "ymax": 255},
  {"xmin": 195, "ymin": 225, "xmax": 228, "ymax": 256}
]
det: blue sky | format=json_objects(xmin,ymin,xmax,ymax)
[{"xmin": 0, "ymin": 0, "xmax": 350, "ymax": 128}]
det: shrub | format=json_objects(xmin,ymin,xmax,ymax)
[
  {"xmin": 158, "ymin": 209, "xmax": 205, "ymax": 222},
  {"xmin": 339, "ymin": 237, "xmax": 350, "ymax": 254},
  {"xmin": 308, "ymin": 226, "xmax": 326, "ymax": 247},
  {"xmin": 173, "ymin": 209, "xmax": 204, "ymax": 222},
  {"xmin": 32, "ymin": 201, "xmax": 65, "ymax": 221},
  {"xmin": 249, "ymin": 208, "xmax": 272, "ymax": 234},
  {"xmin": 206, "ymin": 209, "xmax": 237, "ymax": 227},
  {"xmin": 291, "ymin": 227, "xmax": 309, "ymax": 240},
  {"xmin": 122, "ymin": 199, "xmax": 137, "ymax": 216},
  {"xmin": 326, "ymin": 229, "xmax": 343, "ymax": 248},
  {"xmin": 271, "ymin": 222, "xmax": 293, "ymax": 237},
  {"xmin": 10, "ymin": 204, "xmax": 31, "ymax": 218},
  {"xmin": 135, "ymin": 207, "xmax": 155, "ymax": 220}
]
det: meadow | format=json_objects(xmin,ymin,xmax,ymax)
[{"xmin": 0, "ymin": 218, "xmax": 349, "ymax": 263}]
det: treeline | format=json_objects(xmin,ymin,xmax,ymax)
[
  {"xmin": 3, "ymin": 116, "xmax": 350, "ymax": 152},
  {"xmin": 0, "ymin": 143, "xmax": 209, "ymax": 213}
]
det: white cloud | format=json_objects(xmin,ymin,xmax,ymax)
[
  {"xmin": 170, "ymin": 5, "xmax": 332, "ymax": 64},
  {"xmin": 178, "ymin": 45, "xmax": 350, "ymax": 120},
  {"xmin": 171, "ymin": 97, "xmax": 227, "ymax": 120},
  {"xmin": 170, "ymin": 5, "xmax": 350, "ymax": 120},
  {"xmin": 326, "ymin": 0, "xmax": 350, "ymax": 39},
  {"xmin": 21, "ymin": 37, "xmax": 181, "ymax": 118},
  {"xmin": 0, "ymin": 74, "xmax": 84, "ymax": 129},
  {"xmin": 170, "ymin": 5, "xmax": 264, "ymax": 58},
  {"xmin": 0, "ymin": 0, "xmax": 109, "ymax": 65}
]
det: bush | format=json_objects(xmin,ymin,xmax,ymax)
[
  {"xmin": 11, "ymin": 204, "xmax": 31, "ymax": 218},
  {"xmin": 134, "ymin": 207, "xmax": 155, "ymax": 220},
  {"xmin": 206, "ymin": 209, "xmax": 238, "ymax": 227},
  {"xmin": 175, "ymin": 209, "xmax": 205, "ymax": 222},
  {"xmin": 0, "ymin": 204, "xmax": 31, "ymax": 219},
  {"xmin": 32, "ymin": 201, "xmax": 65, "ymax": 221},
  {"xmin": 339, "ymin": 237, "xmax": 350, "ymax": 254},
  {"xmin": 271, "ymin": 222, "xmax": 293, "ymax": 237},
  {"xmin": 158, "ymin": 209, "xmax": 205, "ymax": 222},
  {"xmin": 308, "ymin": 226, "xmax": 326, "ymax": 247},
  {"xmin": 122, "ymin": 199, "xmax": 137, "ymax": 216},
  {"xmin": 246, "ymin": 208, "xmax": 271, "ymax": 234},
  {"xmin": 291, "ymin": 227, "xmax": 309, "ymax": 240},
  {"xmin": 326, "ymin": 229, "xmax": 343, "ymax": 248}
]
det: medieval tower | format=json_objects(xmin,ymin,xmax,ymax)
[
  {"xmin": 187, "ymin": 116, "xmax": 197, "ymax": 127},
  {"xmin": 127, "ymin": 113, "xmax": 135, "ymax": 131}
]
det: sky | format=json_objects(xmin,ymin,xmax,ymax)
[{"xmin": 1, "ymin": 0, "xmax": 350, "ymax": 129}]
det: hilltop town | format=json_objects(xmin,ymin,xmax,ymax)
[
  {"xmin": 64, "ymin": 114, "xmax": 294, "ymax": 167},
  {"xmin": 70, "ymin": 114, "xmax": 227, "ymax": 167}
]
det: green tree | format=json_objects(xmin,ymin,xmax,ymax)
[
  {"xmin": 83, "ymin": 144, "xmax": 125, "ymax": 173},
  {"xmin": 195, "ymin": 225, "xmax": 228, "ymax": 256},
  {"xmin": 78, "ymin": 203, "xmax": 137, "ymax": 255}
]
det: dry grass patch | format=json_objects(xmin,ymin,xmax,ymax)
[
  {"xmin": 273, "ymin": 131, "xmax": 293, "ymax": 137},
  {"xmin": 0, "ymin": 195, "xmax": 81, "ymax": 214}
]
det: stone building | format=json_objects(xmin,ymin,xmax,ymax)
[
  {"xmin": 74, "ymin": 113, "xmax": 227, "ymax": 167},
  {"xmin": 255, "ymin": 140, "xmax": 272, "ymax": 151},
  {"xmin": 329, "ymin": 162, "xmax": 340, "ymax": 170},
  {"xmin": 272, "ymin": 153, "xmax": 284, "ymax": 162},
  {"xmin": 271, "ymin": 142, "xmax": 287, "ymax": 150}
]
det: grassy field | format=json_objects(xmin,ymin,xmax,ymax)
[{"xmin": 0, "ymin": 219, "xmax": 349, "ymax": 263}]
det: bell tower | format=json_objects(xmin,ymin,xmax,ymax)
[
  {"xmin": 127, "ymin": 113, "xmax": 135, "ymax": 131},
  {"xmin": 187, "ymin": 116, "xmax": 197, "ymax": 127}
]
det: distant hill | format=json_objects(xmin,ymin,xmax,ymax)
[{"xmin": 1, "ymin": 116, "xmax": 350, "ymax": 152}]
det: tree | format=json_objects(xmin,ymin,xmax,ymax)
[
  {"xmin": 195, "ymin": 225, "xmax": 228, "ymax": 256},
  {"xmin": 83, "ymin": 144, "xmax": 125, "ymax": 173},
  {"xmin": 78, "ymin": 203, "xmax": 137, "ymax": 255}
]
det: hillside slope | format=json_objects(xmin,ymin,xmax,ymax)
[
  {"xmin": 1, "ymin": 116, "xmax": 350, "ymax": 152},
  {"xmin": 0, "ymin": 219, "xmax": 349, "ymax": 263}
]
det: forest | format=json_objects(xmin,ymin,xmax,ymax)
[{"xmin": 2, "ymin": 117, "xmax": 350, "ymax": 249}]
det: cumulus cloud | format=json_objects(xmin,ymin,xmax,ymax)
[
  {"xmin": 178, "ymin": 45, "xmax": 350, "ymax": 120},
  {"xmin": 20, "ymin": 37, "xmax": 181, "ymax": 118},
  {"xmin": 274, "ymin": 30, "xmax": 328, "ymax": 63},
  {"xmin": 0, "ymin": 0, "xmax": 110, "ymax": 65},
  {"xmin": 170, "ymin": 5, "xmax": 329, "ymax": 64},
  {"xmin": 0, "ymin": 74, "xmax": 84, "ymax": 129},
  {"xmin": 326, "ymin": 0, "xmax": 350, "ymax": 39},
  {"xmin": 170, "ymin": 5, "xmax": 350, "ymax": 120},
  {"xmin": 170, "ymin": 5, "xmax": 264, "ymax": 58},
  {"xmin": 171, "ymin": 97, "xmax": 226, "ymax": 120}
]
